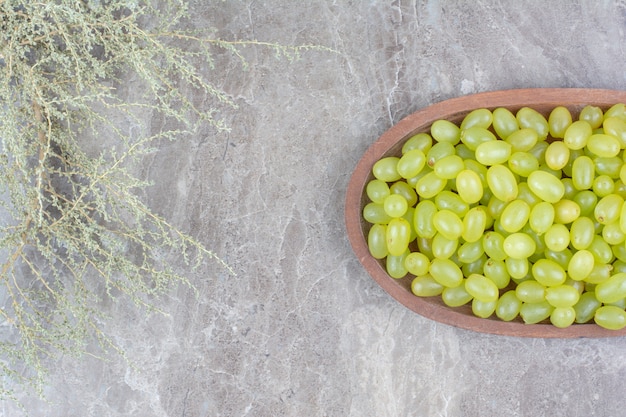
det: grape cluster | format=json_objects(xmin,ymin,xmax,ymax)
[{"xmin": 364, "ymin": 103, "xmax": 626, "ymax": 329}]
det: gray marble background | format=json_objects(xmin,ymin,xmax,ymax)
[{"xmin": 6, "ymin": 1, "xmax": 626, "ymax": 416}]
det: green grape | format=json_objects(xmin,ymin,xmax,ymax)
[
  {"xmin": 472, "ymin": 298, "xmax": 497, "ymax": 319},
  {"xmin": 397, "ymin": 149, "xmax": 427, "ymax": 179},
  {"xmin": 620, "ymin": 199, "xmax": 626, "ymax": 234},
  {"xmin": 462, "ymin": 254, "xmax": 488, "ymax": 277},
  {"xmin": 457, "ymin": 240, "xmax": 485, "ymax": 264},
  {"xmin": 517, "ymin": 107, "xmax": 549, "ymax": 139},
  {"xmin": 544, "ymin": 224, "xmax": 570, "ymax": 252},
  {"xmin": 594, "ymin": 157, "xmax": 622, "ymax": 179},
  {"xmin": 416, "ymin": 236, "xmax": 435, "ymax": 259},
  {"xmin": 433, "ymin": 210, "xmax": 463, "ymax": 241},
  {"xmin": 594, "ymin": 193, "xmax": 624, "ymax": 224},
  {"xmin": 602, "ymin": 221, "xmax": 625, "ymax": 245},
  {"xmin": 515, "ymin": 280, "xmax": 546, "ymax": 303},
  {"xmin": 435, "ymin": 190, "xmax": 469, "ymax": 218},
  {"xmin": 366, "ymin": 179, "xmax": 390, "ymax": 203},
  {"xmin": 367, "ymin": 224, "xmax": 388, "ymax": 259},
  {"xmin": 504, "ymin": 128, "xmax": 538, "ymax": 153},
  {"xmin": 373, "ymin": 156, "xmax": 402, "ymax": 182},
  {"xmin": 508, "ymin": 152, "xmax": 539, "ymax": 177},
  {"xmin": 569, "ymin": 216, "xmax": 595, "ymax": 250},
  {"xmin": 614, "ymin": 243, "xmax": 626, "ymax": 263},
  {"xmin": 595, "ymin": 272, "xmax": 626, "ymax": 303},
  {"xmin": 520, "ymin": 300, "xmax": 554, "ymax": 324},
  {"xmin": 572, "ymin": 155, "xmax": 595, "ymax": 190},
  {"xmin": 548, "ymin": 106, "xmax": 572, "ymax": 138},
  {"xmin": 503, "ymin": 232, "xmax": 536, "ymax": 259},
  {"xmin": 415, "ymin": 171, "xmax": 447, "ymax": 199},
  {"xmin": 529, "ymin": 201, "xmax": 555, "ymax": 235},
  {"xmin": 363, "ymin": 202, "xmax": 392, "ymax": 224},
  {"xmin": 442, "ymin": 281, "xmax": 474, "ymax": 307},
  {"xmin": 429, "ymin": 258, "xmax": 463, "ymax": 287},
  {"xmin": 574, "ymin": 291, "xmax": 602, "ymax": 323},
  {"xmin": 402, "ymin": 207, "xmax": 417, "ymax": 242},
  {"xmin": 604, "ymin": 103, "xmax": 626, "ymax": 121},
  {"xmin": 517, "ymin": 182, "xmax": 542, "ymax": 207},
  {"xmin": 411, "ymin": 274, "xmax": 444, "ymax": 297},
  {"xmin": 432, "ymin": 233, "xmax": 458, "ymax": 259},
  {"xmin": 573, "ymin": 190, "xmax": 598, "ymax": 217},
  {"xmin": 529, "ymin": 141, "xmax": 548, "ymax": 165},
  {"xmin": 603, "ymin": 117, "xmax": 626, "ymax": 147},
  {"xmin": 545, "ymin": 285, "xmax": 580, "ymax": 308},
  {"xmin": 405, "ymin": 252, "xmax": 431, "ymax": 276},
  {"xmin": 564, "ymin": 120, "xmax": 592, "ymax": 150},
  {"xmin": 414, "ymin": 200, "xmax": 437, "ymax": 238},
  {"xmin": 506, "ymin": 257, "xmax": 530, "ymax": 279},
  {"xmin": 483, "ymin": 231, "xmax": 507, "ymax": 261},
  {"xmin": 544, "ymin": 248, "xmax": 573, "ymax": 271},
  {"xmin": 487, "ymin": 195, "xmax": 507, "ymax": 219},
  {"xmin": 483, "ymin": 258, "xmax": 511, "ymax": 289},
  {"xmin": 621, "ymin": 165, "xmax": 626, "ymax": 185},
  {"xmin": 386, "ymin": 249, "xmax": 409, "ymax": 278},
  {"xmin": 493, "ymin": 107, "xmax": 520, "ymax": 139},
  {"xmin": 456, "ymin": 169, "xmax": 484, "ymax": 204},
  {"xmin": 383, "ymin": 194, "xmax": 408, "ymax": 218},
  {"xmin": 434, "ymin": 154, "xmax": 465, "ymax": 179},
  {"xmin": 587, "ymin": 133, "xmax": 621, "ymax": 157},
  {"xmin": 592, "ymin": 175, "xmax": 615, "ymax": 197},
  {"xmin": 426, "ymin": 141, "xmax": 456, "ymax": 167},
  {"xmin": 585, "ymin": 263, "xmax": 613, "ymax": 284},
  {"xmin": 544, "ymin": 141, "xmax": 570, "ymax": 170},
  {"xmin": 608, "ymin": 298, "xmax": 626, "ymax": 309},
  {"xmin": 527, "ymin": 170, "xmax": 565, "ymax": 203},
  {"xmin": 462, "ymin": 206, "xmax": 488, "ymax": 243},
  {"xmin": 532, "ymin": 258, "xmax": 567, "ymax": 287},
  {"xmin": 594, "ymin": 305, "xmax": 626, "ymax": 330},
  {"xmin": 562, "ymin": 149, "xmax": 585, "ymax": 178},
  {"xmin": 460, "ymin": 126, "xmax": 497, "ymax": 151},
  {"xmin": 550, "ymin": 307, "xmax": 576, "ymax": 328},
  {"xmin": 496, "ymin": 290, "xmax": 522, "ymax": 321},
  {"xmin": 499, "ymin": 199, "xmax": 530, "ymax": 233},
  {"xmin": 464, "ymin": 159, "xmax": 489, "ymax": 186},
  {"xmin": 579, "ymin": 105, "xmax": 604, "ymax": 129},
  {"xmin": 465, "ymin": 273, "xmax": 499, "ymax": 303},
  {"xmin": 487, "ymin": 164, "xmax": 518, "ymax": 202},
  {"xmin": 567, "ymin": 249, "xmax": 594, "ymax": 281},
  {"xmin": 402, "ymin": 133, "xmax": 433, "ymax": 154},
  {"xmin": 386, "ymin": 217, "xmax": 412, "ymax": 256},
  {"xmin": 475, "ymin": 140, "xmax": 512, "ymax": 166},
  {"xmin": 461, "ymin": 108, "xmax": 493, "ymax": 130},
  {"xmin": 553, "ymin": 199, "xmax": 580, "ymax": 224},
  {"xmin": 455, "ymin": 143, "xmax": 475, "ymax": 160},
  {"xmin": 431, "ymin": 119, "xmax": 461, "ymax": 145}
]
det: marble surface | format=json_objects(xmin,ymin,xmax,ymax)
[{"xmin": 6, "ymin": 1, "xmax": 626, "ymax": 416}]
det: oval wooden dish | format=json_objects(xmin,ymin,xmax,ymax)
[{"xmin": 345, "ymin": 88, "xmax": 626, "ymax": 338}]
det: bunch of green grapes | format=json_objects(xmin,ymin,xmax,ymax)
[{"xmin": 364, "ymin": 103, "xmax": 626, "ymax": 329}]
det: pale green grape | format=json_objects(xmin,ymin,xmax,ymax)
[
  {"xmin": 429, "ymin": 258, "xmax": 463, "ymax": 287},
  {"xmin": 435, "ymin": 190, "xmax": 469, "ymax": 218},
  {"xmin": 527, "ymin": 170, "xmax": 565, "ymax": 203},
  {"xmin": 503, "ymin": 232, "xmax": 537, "ymax": 259},
  {"xmin": 602, "ymin": 221, "xmax": 625, "ymax": 245},
  {"xmin": 373, "ymin": 156, "xmax": 402, "ymax": 182},
  {"xmin": 475, "ymin": 140, "xmax": 512, "ymax": 166},
  {"xmin": 363, "ymin": 202, "xmax": 392, "ymax": 224},
  {"xmin": 456, "ymin": 169, "xmax": 484, "ymax": 204},
  {"xmin": 573, "ymin": 190, "xmax": 598, "ymax": 217},
  {"xmin": 366, "ymin": 179, "xmax": 390, "ymax": 203},
  {"xmin": 487, "ymin": 164, "xmax": 518, "ymax": 202},
  {"xmin": 517, "ymin": 182, "xmax": 542, "ymax": 207},
  {"xmin": 567, "ymin": 249, "xmax": 594, "ymax": 281},
  {"xmin": 487, "ymin": 195, "xmax": 507, "ymax": 219},
  {"xmin": 465, "ymin": 273, "xmax": 499, "ymax": 303},
  {"xmin": 548, "ymin": 106, "xmax": 572, "ymax": 138},
  {"xmin": 386, "ymin": 217, "xmax": 412, "ymax": 256},
  {"xmin": 579, "ymin": 105, "xmax": 604, "ymax": 129},
  {"xmin": 383, "ymin": 194, "xmax": 408, "ymax": 218},
  {"xmin": 574, "ymin": 291, "xmax": 601, "ymax": 323},
  {"xmin": 483, "ymin": 258, "xmax": 511, "ymax": 289},
  {"xmin": 508, "ymin": 152, "xmax": 539, "ymax": 177},
  {"xmin": 368, "ymin": 224, "xmax": 388, "ymax": 259},
  {"xmin": 416, "ymin": 171, "xmax": 447, "ymax": 199},
  {"xmin": 455, "ymin": 143, "xmax": 475, "ymax": 160},
  {"xmin": 594, "ymin": 305, "xmax": 626, "ymax": 330},
  {"xmin": 604, "ymin": 103, "xmax": 626, "ymax": 121},
  {"xmin": 426, "ymin": 141, "xmax": 456, "ymax": 167},
  {"xmin": 431, "ymin": 119, "xmax": 461, "ymax": 145},
  {"xmin": 520, "ymin": 300, "xmax": 554, "ymax": 324},
  {"xmin": 405, "ymin": 252, "xmax": 431, "ymax": 276},
  {"xmin": 585, "ymin": 263, "xmax": 613, "ymax": 284},
  {"xmin": 496, "ymin": 290, "xmax": 522, "ymax": 322},
  {"xmin": 411, "ymin": 274, "xmax": 444, "ymax": 297},
  {"xmin": 587, "ymin": 133, "xmax": 621, "ymax": 157},
  {"xmin": 545, "ymin": 285, "xmax": 580, "ymax": 308},
  {"xmin": 594, "ymin": 157, "xmax": 622, "ymax": 179},
  {"xmin": 506, "ymin": 257, "xmax": 530, "ymax": 280},
  {"xmin": 595, "ymin": 272, "xmax": 626, "ymax": 303},
  {"xmin": 386, "ymin": 249, "xmax": 409, "ymax": 278},
  {"xmin": 529, "ymin": 141, "xmax": 548, "ymax": 165},
  {"xmin": 544, "ymin": 248, "xmax": 573, "ymax": 271},
  {"xmin": 529, "ymin": 201, "xmax": 555, "ymax": 235},
  {"xmin": 483, "ymin": 231, "xmax": 507, "ymax": 261},
  {"xmin": 461, "ymin": 108, "xmax": 493, "ymax": 130},
  {"xmin": 413, "ymin": 200, "xmax": 437, "ymax": 239},
  {"xmin": 544, "ymin": 224, "xmax": 570, "ymax": 252},
  {"xmin": 544, "ymin": 141, "xmax": 570, "ymax": 170},
  {"xmin": 550, "ymin": 307, "xmax": 576, "ymax": 328},
  {"xmin": 569, "ymin": 216, "xmax": 595, "ymax": 250},
  {"xmin": 442, "ymin": 281, "xmax": 474, "ymax": 307},
  {"xmin": 594, "ymin": 193, "xmax": 624, "ymax": 224},
  {"xmin": 416, "ymin": 236, "xmax": 435, "ymax": 260},
  {"xmin": 532, "ymin": 258, "xmax": 567, "ymax": 287},
  {"xmin": 517, "ymin": 107, "xmax": 549, "ymax": 139},
  {"xmin": 603, "ymin": 117, "xmax": 626, "ymax": 147},
  {"xmin": 592, "ymin": 175, "xmax": 615, "ymax": 197},
  {"xmin": 402, "ymin": 132, "xmax": 433, "ymax": 154},
  {"xmin": 553, "ymin": 199, "xmax": 580, "ymax": 224},
  {"xmin": 504, "ymin": 128, "xmax": 538, "ymax": 152},
  {"xmin": 432, "ymin": 233, "xmax": 458, "ymax": 259},
  {"xmin": 432, "ymin": 209, "xmax": 463, "ymax": 241},
  {"xmin": 493, "ymin": 107, "xmax": 520, "ymax": 139},
  {"xmin": 472, "ymin": 298, "xmax": 497, "ymax": 319},
  {"xmin": 434, "ymin": 154, "xmax": 465, "ymax": 179},
  {"xmin": 462, "ymin": 254, "xmax": 488, "ymax": 277},
  {"xmin": 499, "ymin": 199, "xmax": 530, "ymax": 233},
  {"xmin": 564, "ymin": 120, "xmax": 592, "ymax": 150},
  {"xmin": 457, "ymin": 241, "xmax": 485, "ymax": 264},
  {"xmin": 515, "ymin": 280, "xmax": 546, "ymax": 303},
  {"xmin": 460, "ymin": 126, "xmax": 497, "ymax": 151},
  {"xmin": 397, "ymin": 149, "xmax": 427, "ymax": 179},
  {"xmin": 462, "ymin": 206, "xmax": 488, "ymax": 243}
]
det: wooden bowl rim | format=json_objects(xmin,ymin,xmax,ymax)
[{"xmin": 345, "ymin": 88, "xmax": 626, "ymax": 338}]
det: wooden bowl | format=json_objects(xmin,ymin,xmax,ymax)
[{"xmin": 345, "ymin": 88, "xmax": 626, "ymax": 338}]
